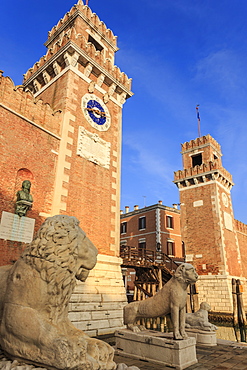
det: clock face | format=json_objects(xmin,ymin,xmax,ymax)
[{"xmin": 81, "ymin": 94, "xmax": 111, "ymax": 131}]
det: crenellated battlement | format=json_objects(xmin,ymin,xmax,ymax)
[
  {"xmin": 22, "ymin": 0, "xmax": 132, "ymax": 102},
  {"xmin": 235, "ymin": 219, "xmax": 247, "ymax": 235},
  {"xmin": 181, "ymin": 134, "xmax": 222, "ymax": 154},
  {"xmin": 0, "ymin": 74, "xmax": 61, "ymax": 136},
  {"xmin": 174, "ymin": 159, "xmax": 233, "ymax": 189},
  {"xmin": 47, "ymin": 1, "xmax": 117, "ymax": 47}
]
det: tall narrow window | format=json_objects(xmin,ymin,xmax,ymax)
[
  {"xmin": 166, "ymin": 215, "xmax": 173, "ymax": 229},
  {"xmin": 167, "ymin": 241, "xmax": 174, "ymax": 256},
  {"xmin": 138, "ymin": 216, "xmax": 146, "ymax": 230},
  {"xmin": 120, "ymin": 222, "xmax": 127, "ymax": 234},
  {"xmin": 138, "ymin": 239, "xmax": 146, "ymax": 257}
]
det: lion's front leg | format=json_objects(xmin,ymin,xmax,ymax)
[
  {"xmin": 179, "ymin": 307, "xmax": 188, "ymax": 339},
  {"xmin": 171, "ymin": 305, "xmax": 183, "ymax": 340}
]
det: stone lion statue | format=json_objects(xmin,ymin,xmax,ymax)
[
  {"xmin": 124, "ymin": 263, "xmax": 198, "ymax": 340},
  {"xmin": 185, "ymin": 302, "xmax": 217, "ymax": 331},
  {"xmin": 0, "ymin": 215, "xmax": 116, "ymax": 370}
]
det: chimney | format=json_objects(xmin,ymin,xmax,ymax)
[
  {"xmin": 173, "ymin": 204, "xmax": 178, "ymax": 209},
  {"xmin": 125, "ymin": 206, "xmax": 129, "ymax": 213},
  {"xmin": 158, "ymin": 200, "xmax": 163, "ymax": 205},
  {"xmin": 120, "ymin": 210, "xmax": 123, "ymax": 215},
  {"xmin": 134, "ymin": 205, "xmax": 139, "ymax": 211}
]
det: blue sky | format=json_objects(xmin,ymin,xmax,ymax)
[{"xmin": 1, "ymin": 0, "xmax": 247, "ymax": 223}]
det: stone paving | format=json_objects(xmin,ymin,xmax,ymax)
[{"xmin": 114, "ymin": 339, "xmax": 247, "ymax": 369}]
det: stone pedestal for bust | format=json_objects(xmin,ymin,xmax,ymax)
[
  {"xmin": 115, "ymin": 329, "xmax": 197, "ymax": 370},
  {"xmin": 186, "ymin": 328, "xmax": 217, "ymax": 346}
]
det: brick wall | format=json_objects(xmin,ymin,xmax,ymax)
[
  {"xmin": 0, "ymin": 77, "xmax": 61, "ymax": 265},
  {"xmin": 120, "ymin": 204, "xmax": 183, "ymax": 257}
]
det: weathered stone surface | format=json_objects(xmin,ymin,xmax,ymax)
[
  {"xmin": 123, "ymin": 263, "xmax": 198, "ymax": 340},
  {"xmin": 115, "ymin": 330, "xmax": 197, "ymax": 370},
  {"xmin": 185, "ymin": 302, "xmax": 217, "ymax": 331},
  {"xmin": 0, "ymin": 215, "xmax": 116, "ymax": 370}
]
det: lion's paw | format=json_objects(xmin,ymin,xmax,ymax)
[
  {"xmin": 181, "ymin": 332, "xmax": 188, "ymax": 339},
  {"xmin": 86, "ymin": 338, "xmax": 116, "ymax": 370},
  {"xmin": 127, "ymin": 324, "xmax": 141, "ymax": 333},
  {"xmin": 173, "ymin": 333, "xmax": 183, "ymax": 340}
]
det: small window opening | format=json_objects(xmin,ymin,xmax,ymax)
[
  {"xmin": 88, "ymin": 35, "xmax": 103, "ymax": 52},
  {"xmin": 139, "ymin": 217, "xmax": 146, "ymax": 230},
  {"xmin": 121, "ymin": 222, "xmax": 127, "ymax": 234},
  {"xmin": 138, "ymin": 241, "xmax": 146, "ymax": 257},
  {"xmin": 166, "ymin": 215, "xmax": 174, "ymax": 229},
  {"xmin": 192, "ymin": 154, "xmax": 202, "ymax": 167},
  {"xmin": 213, "ymin": 154, "xmax": 218, "ymax": 160},
  {"xmin": 167, "ymin": 241, "xmax": 174, "ymax": 256}
]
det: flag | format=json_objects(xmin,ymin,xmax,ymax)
[
  {"xmin": 196, "ymin": 105, "xmax": 201, "ymax": 137},
  {"xmin": 196, "ymin": 105, "xmax": 200, "ymax": 121}
]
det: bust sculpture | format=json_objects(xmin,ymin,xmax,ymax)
[
  {"xmin": 0, "ymin": 215, "xmax": 116, "ymax": 369},
  {"xmin": 185, "ymin": 302, "xmax": 217, "ymax": 331},
  {"xmin": 15, "ymin": 180, "xmax": 33, "ymax": 217}
]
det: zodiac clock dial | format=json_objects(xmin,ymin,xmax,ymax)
[{"xmin": 81, "ymin": 94, "xmax": 111, "ymax": 131}]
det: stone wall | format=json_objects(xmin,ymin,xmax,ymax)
[
  {"xmin": 197, "ymin": 274, "xmax": 247, "ymax": 313},
  {"xmin": 69, "ymin": 254, "xmax": 127, "ymax": 336}
]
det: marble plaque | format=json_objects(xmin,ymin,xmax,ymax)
[
  {"xmin": 193, "ymin": 200, "xmax": 203, "ymax": 207},
  {"xmin": 77, "ymin": 127, "xmax": 111, "ymax": 169},
  {"xmin": 224, "ymin": 211, "xmax": 233, "ymax": 231},
  {"xmin": 0, "ymin": 211, "xmax": 35, "ymax": 243}
]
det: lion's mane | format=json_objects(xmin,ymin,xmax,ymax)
[{"xmin": 21, "ymin": 215, "xmax": 83, "ymax": 321}]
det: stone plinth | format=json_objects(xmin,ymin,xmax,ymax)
[
  {"xmin": 186, "ymin": 328, "xmax": 217, "ymax": 346},
  {"xmin": 115, "ymin": 330, "xmax": 197, "ymax": 370}
]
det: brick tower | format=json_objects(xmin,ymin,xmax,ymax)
[
  {"xmin": 2, "ymin": 0, "xmax": 133, "ymax": 335},
  {"xmin": 22, "ymin": 0, "xmax": 132, "ymax": 257},
  {"xmin": 174, "ymin": 135, "xmax": 245, "ymax": 312}
]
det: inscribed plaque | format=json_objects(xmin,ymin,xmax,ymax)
[
  {"xmin": 77, "ymin": 127, "xmax": 111, "ymax": 169},
  {"xmin": 0, "ymin": 211, "xmax": 35, "ymax": 243}
]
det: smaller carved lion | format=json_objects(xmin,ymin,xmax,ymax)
[
  {"xmin": 185, "ymin": 302, "xmax": 217, "ymax": 331},
  {"xmin": 124, "ymin": 263, "xmax": 198, "ymax": 340},
  {"xmin": 0, "ymin": 215, "xmax": 116, "ymax": 370}
]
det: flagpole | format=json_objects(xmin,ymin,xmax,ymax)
[{"xmin": 196, "ymin": 105, "xmax": 201, "ymax": 138}]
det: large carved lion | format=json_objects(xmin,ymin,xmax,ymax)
[
  {"xmin": 0, "ymin": 215, "xmax": 116, "ymax": 370},
  {"xmin": 124, "ymin": 263, "xmax": 198, "ymax": 340}
]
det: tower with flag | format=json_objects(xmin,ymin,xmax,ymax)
[{"xmin": 174, "ymin": 134, "xmax": 247, "ymax": 313}]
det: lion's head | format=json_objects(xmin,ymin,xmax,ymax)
[
  {"xmin": 174, "ymin": 263, "xmax": 198, "ymax": 284},
  {"xmin": 21, "ymin": 215, "xmax": 97, "ymax": 320},
  {"xmin": 200, "ymin": 302, "xmax": 211, "ymax": 311}
]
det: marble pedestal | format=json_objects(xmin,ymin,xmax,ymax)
[
  {"xmin": 186, "ymin": 328, "xmax": 217, "ymax": 346},
  {"xmin": 115, "ymin": 330, "xmax": 197, "ymax": 370}
]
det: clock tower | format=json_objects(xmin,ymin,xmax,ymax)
[
  {"xmin": 22, "ymin": 0, "xmax": 133, "ymax": 334},
  {"xmin": 174, "ymin": 135, "xmax": 245, "ymax": 312}
]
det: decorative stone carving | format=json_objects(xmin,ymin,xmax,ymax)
[
  {"xmin": 0, "ymin": 215, "xmax": 116, "ymax": 370},
  {"xmin": 185, "ymin": 302, "xmax": 217, "ymax": 331},
  {"xmin": 15, "ymin": 180, "xmax": 33, "ymax": 217},
  {"xmin": 88, "ymin": 80, "xmax": 95, "ymax": 93},
  {"xmin": 108, "ymin": 83, "xmax": 116, "ymax": 96},
  {"xmin": 103, "ymin": 93, "xmax": 110, "ymax": 104},
  {"xmin": 97, "ymin": 73, "xmax": 105, "ymax": 87},
  {"xmin": 124, "ymin": 263, "xmax": 198, "ymax": 340},
  {"xmin": 84, "ymin": 63, "xmax": 93, "ymax": 77}
]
